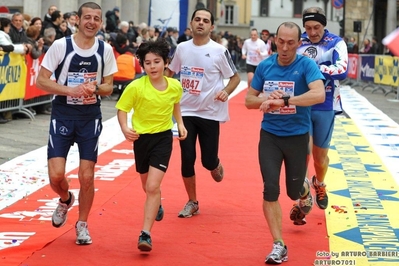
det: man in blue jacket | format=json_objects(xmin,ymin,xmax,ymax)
[{"xmin": 291, "ymin": 6, "xmax": 348, "ymax": 225}]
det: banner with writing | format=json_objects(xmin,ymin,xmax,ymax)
[
  {"xmin": 0, "ymin": 52, "xmax": 27, "ymax": 101},
  {"xmin": 24, "ymin": 53, "xmax": 50, "ymax": 100},
  {"xmin": 374, "ymin": 55, "xmax": 399, "ymax": 86}
]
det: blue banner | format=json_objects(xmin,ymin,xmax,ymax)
[{"xmin": 360, "ymin": 55, "xmax": 375, "ymax": 82}]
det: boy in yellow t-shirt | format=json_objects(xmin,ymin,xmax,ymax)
[{"xmin": 115, "ymin": 39, "xmax": 187, "ymax": 252}]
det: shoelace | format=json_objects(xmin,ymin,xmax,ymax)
[
  {"xmin": 55, "ymin": 204, "xmax": 68, "ymax": 217},
  {"xmin": 271, "ymin": 243, "xmax": 285, "ymax": 257},
  {"xmin": 185, "ymin": 202, "xmax": 196, "ymax": 211},
  {"xmin": 77, "ymin": 225, "xmax": 90, "ymax": 237},
  {"xmin": 315, "ymin": 185, "xmax": 326, "ymax": 200}
]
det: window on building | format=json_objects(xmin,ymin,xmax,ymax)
[
  {"xmin": 260, "ymin": 0, "xmax": 269, "ymax": 17},
  {"xmin": 220, "ymin": 4, "xmax": 238, "ymax": 26},
  {"xmin": 225, "ymin": 5, "xmax": 234, "ymax": 25},
  {"xmin": 293, "ymin": 0, "xmax": 303, "ymax": 18}
]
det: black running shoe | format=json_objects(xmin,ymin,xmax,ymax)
[
  {"xmin": 311, "ymin": 175, "xmax": 328, "ymax": 210},
  {"xmin": 138, "ymin": 231, "xmax": 152, "ymax": 252},
  {"xmin": 155, "ymin": 205, "xmax": 164, "ymax": 221}
]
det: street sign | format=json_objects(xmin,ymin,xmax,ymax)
[{"xmin": 332, "ymin": 0, "xmax": 344, "ymax": 9}]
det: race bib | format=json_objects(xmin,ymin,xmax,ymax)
[
  {"xmin": 180, "ymin": 66, "xmax": 205, "ymax": 95},
  {"xmin": 248, "ymin": 51, "xmax": 259, "ymax": 63},
  {"xmin": 263, "ymin": 81, "xmax": 296, "ymax": 114},
  {"xmin": 66, "ymin": 72, "xmax": 97, "ymax": 105}
]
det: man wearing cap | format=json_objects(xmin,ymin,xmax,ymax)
[
  {"xmin": 260, "ymin": 29, "xmax": 270, "ymax": 43},
  {"xmin": 105, "ymin": 7, "xmax": 120, "ymax": 33},
  {"xmin": 290, "ymin": 6, "xmax": 348, "ymax": 225}
]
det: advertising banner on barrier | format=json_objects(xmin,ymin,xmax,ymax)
[
  {"xmin": 24, "ymin": 54, "xmax": 50, "ymax": 100},
  {"xmin": 0, "ymin": 52, "xmax": 27, "ymax": 101},
  {"xmin": 348, "ymin": 54, "xmax": 358, "ymax": 79},
  {"xmin": 360, "ymin": 55, "xmax": 375, "ymax": 83},
  {"xmin": 374, "ymin": 55, "xmax": 399, "ymax": 86}
]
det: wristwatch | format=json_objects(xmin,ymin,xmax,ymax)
[
  {"xmin": 282, "ymin": 94, "xmax": 290, "ymax": 107},
  {"xmin": 95, "ymin": 85, "xmax": 100, "ymax": 94}
]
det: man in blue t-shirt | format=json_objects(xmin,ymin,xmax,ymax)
[{"xmin": 245, "ymin": 22, "xmax": 325, "ymax": 265}]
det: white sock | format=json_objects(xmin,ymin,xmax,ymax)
[{"xmin": 315, "ymin": 178, "xmax": 325, "ymax": 187}]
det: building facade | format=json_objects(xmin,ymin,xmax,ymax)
[{"xmin": 0, "ymin": 0, "xmax": 397, "ymax": 48}]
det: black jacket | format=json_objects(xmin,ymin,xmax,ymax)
[{"xmin": 9, "ymin": 24, "xmax": 29, "ymax": 44}]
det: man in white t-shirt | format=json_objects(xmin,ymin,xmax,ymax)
[
  {"xmin": 241, "ymin": 28, "xmax": 270, "ymax": 88},
  {"xmin": 165, "ymin": 7, "xmax": 240, "ymax": 218}
]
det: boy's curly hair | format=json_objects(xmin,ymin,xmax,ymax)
[{"xmin": 135, "ymin": 39, "xmax": 170, "ymax": 68}]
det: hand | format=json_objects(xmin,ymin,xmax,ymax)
[
  {"xmin": 37, "ymin": 38, "xmax": 44, "ymax": 48},
  {"xmin": 267, "ymin": 90, "xmax": 284, "ymax": 100},
  {"xmin": 214, "ymin": 90, "xmax": 229, "ymax": 102},
  {"xmin": 82, "ymin": 80, "xmax": 98, "ymax": 96},
  {"xmin": 122, "ymin": 127, "xmax": 140, "ymax": 142},
  {"xmin": 177, "ymin": 124, "xmax": 188, "ymax": 140},
  {"xmin": 260, "ymin": 99, "xmax": 282, "ymax": 113}
]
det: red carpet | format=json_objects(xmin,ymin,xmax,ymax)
[{"xmin": 5, "ymin": 91, "xmax": 328, "ymax": 266}]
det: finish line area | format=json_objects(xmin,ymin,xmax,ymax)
[{"xmin": 1, "ymin": 84, "xmax": 399, "ymax": 265}]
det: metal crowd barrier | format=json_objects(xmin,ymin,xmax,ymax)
[
  {"xmin": 0, "ymin": 52, "xmax": 53, "ymax": 120},
  {"xmin": 345, "ymin": 53, "xmax": 399, "ymax": 100}
]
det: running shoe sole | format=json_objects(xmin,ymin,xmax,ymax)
[
  {"xmin": 289, "ymin": 205, "xmax": 306, "ymax": 225},
  {"xmin": 138, "ymin": 242, "xmax": 152, "ymax": 252}
]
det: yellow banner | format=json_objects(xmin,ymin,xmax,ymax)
[
  {"xmin": 374, "ymin": 55, "xmax": 399, "ymax": 86},
  {"xmin": 0, "ymin": 52, "xmax": 27, "ymax": 101}
]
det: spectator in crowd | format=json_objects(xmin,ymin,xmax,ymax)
[
  {"xmin": 105, "ymin": 6, "xmax": 120, "ymax": 33},
  {"xmin": 347, "ymin": 37, "xmax": 359, "ymax": 54},
  {"xmin": 43, "ymin": 5, "xmax": 57, "ymax": 29},
  {"xmin": 359, "ymin": 38, "xmax": 372, "ymax": 54},
  {"xmin": 60, "ymin": 20, "xmax": 72, "ymax": 37},
  {"xmin": 43, "ymin": 10, "xmax": 65, "ymax": 40},
  {"xmin": 0, "ymin": 17, "xmax": 31, "ymax": 123},
  {"xmin": 0, "ymin": 17, "xmax": 31, "ymax": 55},
  {"xmin": 30, "ymin": 17, "xmax": 43, "ymax": 39},
  {"xmin": 22, "ymin": 13, "xmax": 31, "ymax": 30},
  {"xmin": 113, "ymin": 33, "xmax": 143, "ymax": 99},
  {"xmin": 165, "ymin": 8, "xmax": 240, "ymax": 219},
  {"xmin": 64, "ymin": 12, "xmax": 78, "ymax": 34},
  {"xmin": 141, "ymin": 28, "xmax": 150, "ymax": 43},
  {"xmin": 26, "ymin": 25, "xmax": 44, "ymax": 59},
  {"xmin": 164, "ymin": 27, "xmax": 177, "ymax": 56},
  {"xmin": 371, "ymin": 36, "xmax": 382, "ymax": 54},
  {"xmin": 36, "ymin": 2, "xmax": 118, "ymax": 245},
  {"xmin": 135, "ymin": 22, "xmax": 148, "ymax": 46},
  {"xmin": 241, "ymin": 28, "xmax": 269, "ymax": 88},
  {"xmin": 128, "ymin": 20, "xmax": 139, "ymax": 41},
  {"xmin": 268, "ymin": 33, "xmax": 277, "ymax": 53},
  {"xmin": 177, "ymin": 27, "xmax": 192, "ymax": 43},
  {"xmin": 236, "ymin": 36, "xmax": 245, "ymax": 70},
  {"xmin": 148, "ymin": 26, "xmax": 158, "ymax": 41},
  {"xmin": 42, "ymin": 27, "xmax": 56, "ymax": 53},
  {"xmin": 9, "ymin": 12, "xmax": 30, "ymax": 44},
  {"xmin": 118, "ymin": 21, "xmax": 138, "ymax": 50},
  {"xmin": 245, "ymin": 21, "xmax": 325, "ymax": 264}
]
